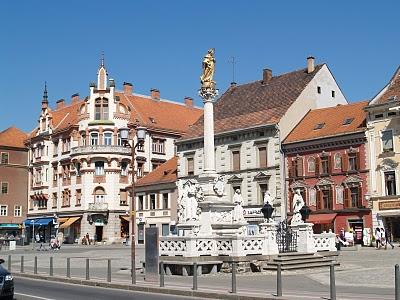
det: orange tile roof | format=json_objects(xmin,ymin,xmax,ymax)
[
  {"xmin": 284, "ymin": 101, "xmax": 368, "ymax": 144},
  {"xmin": 371, "ymin": 66, "xmax": 400, "ymax": 105},
  {"xmin": 116, "ymin": 92, "xmax": 203, "ymax": 134},
  {"xmin": 182, "ymin": 65, "xmax": 324, "ymax": 140},
  {"xmin": 0, "ymin": 127, "xmax": 28, "ymax": 148},
  {"xmin": 136, "ymin": 157, "xmax": 177, "ymax": 187},
  {"xmin": 51, "ymin": 101, "xmax": 82, "ymax": 133}
]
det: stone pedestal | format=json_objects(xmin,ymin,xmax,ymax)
[
  {"xmin": 291, "ymin": 223, "xmax": 316, "ymax": 254},
  {"xmin": 259, "ymin": 222, "xmax": 279, "ymax": 255}
]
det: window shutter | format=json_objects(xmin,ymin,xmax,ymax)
[
  {"xmin": 317, "ymin": 190, "xmax": 322, "ymax": 210},
  {"xmin": 328, "ymin": 155, "xmax": 333, "ymax": 174},
  {"xmin": 315, "ymin": 157, "xmax": 320, "ymax": 176},
  {"xmin": 297, "ymin": 157, "xmax": 304, "ymax": 177},
  {"xmin": 232, "ymin": 151, "xmax": 241, "ymax": 171},
  {"xmin": 356, "ymin": 151, "xmax": 361, "ymax": 171},
  {"xmin": 342, "ymin": 153, "xmax": 349, "ymax": 172},
  {"xmin": 259, "ymin": 147, "xmax": 267, "ymax": 168},
  {"xmin": 358, "ymin": 185, "xmax": 363, "ymax": 207},
  {"xmin": 344, "ymin": 188, "xmax": 350, "ymax": 208}
]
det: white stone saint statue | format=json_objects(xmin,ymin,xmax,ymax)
[
  {"xmin": 263, "ymin": 190, "xmax": 273, "ymax": 205},
  {"xmin": 291, "ymin": 189, "xmax": 305, "ymax": 226},
  {"xmin": 177, "ymin": 180, "xmax": 200, "ymax": 223},
  {"xmin": 232, "ymin": 189, "xmax": 245, "ymax": 222}
]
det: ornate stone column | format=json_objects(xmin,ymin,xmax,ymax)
[
  {"xmin": 201, "ymin": 88, "xmax": 218, "ymax": 174},
  {"xmin": 291, "ymin": 223, "xmax": 316, "ymax": 253}
]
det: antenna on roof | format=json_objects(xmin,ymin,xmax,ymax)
[
  {"xmin": 228, "ymin": 56, "xmax": 237, "ymax": 85},
  {"xmin": 100, "ymin": 51, "xmax": 105, "ymax": 67}
]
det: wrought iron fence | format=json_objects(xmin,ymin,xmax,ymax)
[{"xmin": 276, "ymin": 220, "xmax": 297, "ymax": 253}]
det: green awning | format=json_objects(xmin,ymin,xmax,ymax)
[{"xmin": 0, "ymin": 224, "xmax": 20, "ymax": 229}]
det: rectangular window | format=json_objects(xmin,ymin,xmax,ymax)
[
  {"xmin": 232, "ymin": 150, "xmax": 240, "ymax": 171},
  {"xmin": 95, "ymin": 161, "xmax": 104, "ymax": 176},
  {"xmin": 76, "ymin": 189, "xmax": 81, "ymax": 206},
  {"xmin": 120, "ymin": 190, "xmax": 128, "ymax": 205},
  {"xmin": 104, "ymin": 132, "xmax": 112, "ymax": 145},
  {"xmin": 137, "ymin": 162, "xmax": 144, "ymax": 178},
  {"xmin": 162, "ymin": 193, "xmax": 169, "ymax": 209},
  {"xmin": 385, "ymin": 171, "xmax": 396, "ymax": 196},
  {"xmin": 321, "ymin": 156, "xmax": 329, "ymax": 174},
  {"xmin": 121, "ymin": 162, "xmax": 128, "ymax": 176},
  {"xmin": 259, "ymin": 183, "xmax": 268, "ymax": 203},
  {"xmin": 53, "ymin": 143, "xmax": 58, "ymax": 156},
  {"xmin": 14, "ymin": 205, "xmax": 22, "ymax": 217},
  {"xmin": 0, "ymin": 206, "xmax": 7, "ymax": 216},
  {"xmin": 331, "ymin": 90, "xmax": 335, "ymax": 98},
  {"xmin": 138, "ymin": 195, "xmax": 144, "ymax": 210},
  {"xmin": 317, "ymin": 86, "xmax": 321, "ymax": 94},
  {"xmin": 382, "ymin": 130, "xmax": 394, "ymax": 152},
  {"xmin": 152, "ymin": 139, "xmax": 165, "ymax": 154},
  {"xmin": 150, "ymin": 194, "xmax": 156, "ymax": 210},
  {"xmin": 1, "ymin": 153, "xmax": 9, "ymax": 164},
  {"xmin": 259, "ymin": 147, "xmax": 267, "ymax": 168},
  {"xmin": 322, "ymin": 189, "xmax": 332, "ymax": 210},
  {"xmin": 350, "ymin": 187, "xmax": 359, "ymax": 208},
  {"xmin": 90, "ymin": 133, "xmax": 99, "ymax": 146},
  {"xmin": 187, "ymin": 157, "xmax": 194, "ymax": 176},
  {"xmin": 1, "ymin": 182, "xmax": 8, "ymax": 194},
  {"xmin": 162, "ymin": 224, "xmax": 169, "ymax": 236},
  {"xmin": 52, "ymin": 192, "xmax": 57, "ymax": 208},
  {"xmin": 348, "ymin": 154, "xmax": 358, "ymax": 171}
]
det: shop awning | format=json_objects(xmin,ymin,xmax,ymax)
[
  {"xmin": 120, "ymin": 216, "xmax": 130, "ymax": 222},
  {"xmin": 59, "ymin": 217, "xmax": 80, "ymax": 229},
  {"xmin": 307, "ymin": 213, "xmax": 337, "ymax": 225},
  {"xmin": 24, "ymin": 218, "xmax": 54, "ymax": 226},
  {"xmin": 378, "ymin": 210, "xmax": 400, "ymax": 217},
  {"xmin": 57, "ymin": 217, "xmax": 69, "ymax": 223},
  {"xmin": 0, "ymin": 224, "xmax": 20, "ymax": 229}
]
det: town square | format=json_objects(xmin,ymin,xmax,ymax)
[{"xmin": 1, "ymin": 1, "xmax": 400, "ymax": 299}]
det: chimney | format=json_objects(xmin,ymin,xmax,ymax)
[
  {"xmin": 230, "ymin": 82, "xmax": 237, "ymax": 88},
  {"xmin": 307, "ymin": 56, "xmax": 315, "ymax": 73},
  {"xmin": 71, "ymin": 93, "xmax": 79, "ymax": 103},
  {"xmin": 123, "ymin": 82, "xmax": 133, "ymax": 95},
  {"xmin": 56, "ymin": 99, "xmax": 65, "ymax": 109},
  {"xmin": 150, "ymin": 88, "xmax": 160, "ymax": 100},
  {"xmin": 263, "ymin": 69, "xmax": 272, "ymax": 83},
  {"xmin": 184, "ymin": 96, "xmax": 194, "ymax": 108}
]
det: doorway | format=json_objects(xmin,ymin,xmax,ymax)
[{"xmin": 95, "ymin": 226, "xmax": 103, "ymax": 242}]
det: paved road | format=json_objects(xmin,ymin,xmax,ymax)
[{"xmin": 13, "ymin": 277, "xmax": 201, "ymax": 300}]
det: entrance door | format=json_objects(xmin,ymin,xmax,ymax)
[
  {"xmin": 349, "ymin": 220, "xmax": 364, "ymax": 244},
  {"xmin": 95, "ymin": 226, "xmax": 103, "ymax": 242}
]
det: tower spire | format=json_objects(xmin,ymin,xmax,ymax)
[
  {"xmin": 100, "ymin": 51, "xmax": 105, "ymax": 67},
  {"xmin": 42, "ymin": 81, "xmax": 48, "ymax": 110}
]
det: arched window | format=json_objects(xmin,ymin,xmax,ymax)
[
  {"xmin": 95, "ymin": 98, "xmax": 109, "ymax": 120},
  {"xmin": 334, "ymin": 153, "xmax": 342, "ymax": 169},
  {"xmin": 90, "ymin": 132, "xmax": 99, "ymax": 145},
  {"xmin": 307, "ymin": 157, "xmax": 315, "ymax": 172},
  {"xmin": 94, "ymin": 187, "xmax": 106, "ymax": 203}
]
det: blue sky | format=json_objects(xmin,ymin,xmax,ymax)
[{"xmin": 0, "ymin": 1, "xmax": 399, "ymax": 132}]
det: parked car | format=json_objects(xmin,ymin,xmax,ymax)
[{"xmin": 0, "ymin": 259, "xmax": 13, "ymax": 300}]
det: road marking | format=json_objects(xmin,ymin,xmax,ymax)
[{"xmin": 15, "ymin": 292, "xmax": 57, "ymax": 300}]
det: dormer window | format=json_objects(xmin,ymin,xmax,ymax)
[
  {"xmin": 342, "ymin": 118, "xmax": 354, "ymax": 125},
  {"xmin": 314, "ymin": 123, "xmax": 325, "ymax": 130},
  {"xmin": 95, "ymin": 98, "xmax": 109, "ymax": 120}
]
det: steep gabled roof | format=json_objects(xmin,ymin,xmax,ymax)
[
  {"xmin": 370, "ymin": 66, "xmax": 400, "ymax": 106},
  {"xmin": 136, "ymin": 156, "xmax": 177, "ymax": 187},
  {"xmin": 0, "ymin": 127, "xmax": 28, "ymax": 148},
  {"xmin": 117, "ymin": 92, "xmax": 203, "ymax": 134},
  {"xmin": 284, "ymin": 101, "xmax": 368, "ymax": 144},
  {"xmin": 182, "ymin": 64, "xmax": 324, "ymax": 140}
]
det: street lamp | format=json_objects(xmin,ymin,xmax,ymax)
[{"xmin": 120, "ymin": 126, "xmax": 146, "ymax": 285}]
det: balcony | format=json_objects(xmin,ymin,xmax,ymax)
[
  {"xmin": 71, "ymin": 145, "xmax": 130, "ymax": 156},
  {"xmin": 88, "ymin": 202, "xmax": 108, "ymax": 211}
]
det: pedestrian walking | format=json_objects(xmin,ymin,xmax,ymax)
[
  {"xmin": 384, "ymin": 227, "xmax": 395, "ymax": 249},
  {"xmin": 85, "ymin": 233, "xmax": 90, "ymax": 245},
  {"xmin": 375, "ymin": 227, "xmax": 381, "ymax": 249}
]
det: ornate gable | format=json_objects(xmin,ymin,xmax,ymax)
[
  {"xmin": 316, "ymin": 178, "xmax": 335, "ymax": 187},
  {"xmin": 253, "ymin": 171, "xmax": 271, "ymax": 182},
  {"xmin": 378, "ymin": 158, "xmax": 398, "ymax": 171},
  {"xmin": 227, "ymin": 174, "xmax": 243, "ymax": 184},
  {"xmin": 289, "ymin": 180, "xmax": 309, "ymax": 191}
]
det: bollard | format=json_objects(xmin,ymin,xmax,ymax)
[
  {"xmin": 20, "ymin": 256, "xmax": 24, "ymax": 273},
  {"xmin": 231, "ymin": 261, "xmax": 237, "ymax": 294},
  {"xmin": 49, "ymin": 257, "xmax": 53, "ymax": 276},
  {"xmin": 7, "ymin": 255, "xmax": 11, "ymax": 271},
  {"xmin": 192, "ymin": 262, "xmax": 198, "ymax": 290},
  {"xmin": 277, "ymin": 262, "xmax": 282, "ymax": 297},
  {"xmin": 85, "ymin": 258, "xmax": 90, "ymax": 280},
  {"xmin": 34, "ymin": 256, "xmax": 38, "ymax": 274},
  {"xmin": 159, "ymin": 262, "xmax": 165, "ymax": 287},
  {"xmin": 330, "ymin": 262, "xmax": 336, "ymax": 300},
  {"xmin": 66, "ymin": 258, "xmax": 71, "ymax": 278},
  {"xmin": 396, "ymin": 264, "xmax": 400, "ymax": 300},
  {"xmin": 107, "ymin": 259, "xmax": 111, "ymax": 282}
]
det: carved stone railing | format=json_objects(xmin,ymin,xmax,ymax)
[
  {"xmin": 160, "ymin": 235, "xmax": 275, "ymax": 257},
  {"xmin": 88, "ymin": 202, "xmax": 108, "ymax": 211},
  {"xmin": 314, "ymin": 232, "xmax": 337, "ymax": 252},
  {"xmin": 71, "ymin": 145, "xmax": 130, "ymax": 156}
]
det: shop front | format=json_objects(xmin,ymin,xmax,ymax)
[
  {"xmin": 23, "ymin": 217, "xmax": 56, "ymax": 244},
  {"xmin": 374, "ymin": 198, "xmax": 400, "ymax": 241},
  {"xmin": 58, "ymin": 217, "xmax": 81, "ymax": 244}
]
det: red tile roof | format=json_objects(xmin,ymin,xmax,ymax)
[
  {"xmin": 0, "ymin": 127, "xmax": 28, "ymax": 148},
  {"xmin": 136, "ymin": 157, "xmax": 177, "ymax": 187},
  {"xmin": 284, "ymin": 101, "xmax": 368, "ymax": 144},
  {"xmin": 182, "ymin": 64, "xmax": 324, "ymax": 140},
  {"xmin": 371, "ymin": 66, "xmax": 400, "ymax": 105},
  {"xmin": 117, "ymin": 92, "xmax": 203, "ymax": 134}
]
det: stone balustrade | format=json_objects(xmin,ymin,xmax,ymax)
[
  {"xmin": 71, "ymin": 145, "xmax": 130, "ymax": 156},
  {"xmin": 88, "ymin": 202, "xmax": 108, "ymax": 211},
  {"xmin": 313, "ymin": 232, "xmax": 337, "ymax": 251}
]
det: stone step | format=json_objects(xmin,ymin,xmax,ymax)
[
  {"xmin": 271, "ymin": 257, "xmax": 333, "ymax": 265},
  {"xmin": 274, "ymin": 254, "xmax": 323, "ymax": 262},
  {"xmin": 277, "ymin": 252, "xmax": 315, "ymax": 257},
  {"xmin": 264, "ymin": 260, "xmax": 340, "ymax": 271}
]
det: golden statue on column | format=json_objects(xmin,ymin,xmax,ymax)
[{"xmin": 200, "ymin": 48, "xmax": 216, "ymax": 89}]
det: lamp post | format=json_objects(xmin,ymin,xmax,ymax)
[{"xmin": 120, "ymin": 126, "xmax": 146, "ymax": 285}]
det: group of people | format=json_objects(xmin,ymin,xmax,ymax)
[{"xmin": 375, "ymin": 227, "xmax": 394, "ymax": 250}]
